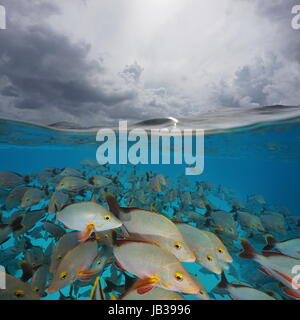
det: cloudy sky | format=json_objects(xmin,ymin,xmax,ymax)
[{"xmin": 0, "ymin": 0, "xmax": 300, "ymax": 126}]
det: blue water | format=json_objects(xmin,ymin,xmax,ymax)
[{"xmin": 0, "ymin": 117, "xmax": 299, "ymax": 300}]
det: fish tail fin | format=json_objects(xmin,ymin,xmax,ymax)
[
  {"xmin": 238, "ymin": 240, "xmax": 256, "ymax": 260},
  {"xmin": 105, "ymin": 194, "xmax": 121, "ymax": 218},
  {"xmin": 111, "ymin": 229, "xmax": 118, "ymax": 246},
  {"xmin": 217, "ymin": 271, "xmax": 229, "ymax": 289},
  {"xmin": 262, "ymin": 235, "xmax": 276, "ymax": 251}
]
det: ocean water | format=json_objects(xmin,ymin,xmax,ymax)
[{"xmin": 0, "ymin": 107, "xmax": 300, "ymax": 300}]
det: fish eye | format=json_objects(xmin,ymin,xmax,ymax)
[
  {"xmin": 104, "ymin": 234, "xmax": 109, "ymax": 238},
  {"xmin": 104, "ymin": 214, "xmax": 111, "ymax": 221},
  {"xmin": 229, "ymin": 227, "xmax": 234, "ymax": 232},
  {"xmin": 217, "ymin": 248, "xmax": 224, "ymax": 254},
  {"xmin": 199, "ymin": 289, "xmax": 204, "ymax": 295},
  {"xmin": 57, "ymin": 255, "xmax": 62, "ymax": 260},
  {"xmin": 206, "ymin": 254, "xmax": 213, "ymax": 262},
  {"xmin": 14, "ymin": 290, "xmax": 24, "ymax": 298},
  {"xmin": 174, "ymin": 241, "xmax": 182, "ymax": 250},
  {"xmin": 97, "ymin": 259, "xmax": 102, "ymax": 265},
  {"xmin": 174, "ymin": 272, "xmax": 184, "ymax": 282},
  {"xmin": 59, "ymin": 272, "xmax": 68, "ymax": 280},
  {"xmin": 34, "ymin": 286, "xmax": 39, "ymax": 293}
]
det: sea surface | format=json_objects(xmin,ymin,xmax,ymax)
[{"xmin": 0, "ymin": 104, "xmax": 299, "ymax": 300}]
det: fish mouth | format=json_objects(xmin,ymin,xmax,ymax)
[
  {"xmin": 182, "ymin": 256, "xmax": 196, "ymax": 263},
  {"xmin": 184, "ymin": 287, "xmax": 200, "ymax": 295},
  {"xmin": 214, "ymin": 269, "xmax": 222, "ymax": 274}
]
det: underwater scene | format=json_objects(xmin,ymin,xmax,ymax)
[{"xmin": 0, "ymin": 107, "xmax": 300, "ymax": 301}]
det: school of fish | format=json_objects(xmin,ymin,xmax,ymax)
[{"xmin": 0, "ymin": 160, "xmax": 299, "ymax": 300}]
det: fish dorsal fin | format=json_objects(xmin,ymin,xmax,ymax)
[
  {"xmin": 274, "ymin": 270, "xmax": 294, "ymax": 284},
  {"xmin": 105, "ymin": 194, "xmax": 121, "ymax": 218},
  {"xmin": 117, "ymin": 237, "xmax": 161, "ymax": 248},
  {"xmin": 258, "ymin": 267, "xmax": 275, "ymax": 279},
  {"xmin": 238, "ymin": 240, "xmax": 256, "ymax": 260},
  {"xmin": 217, "ymin": 272, "xmax": 229, "ymax": 289},
  {"xmin": 262, "ymin": 251, "xmax": 284, "ymax": 258}
]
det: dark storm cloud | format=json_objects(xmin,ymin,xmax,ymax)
[{"xmin": 0, "ymin": 0, "xmax": 136, "ymax": 124}]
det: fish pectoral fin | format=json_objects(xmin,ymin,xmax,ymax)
[
  {"xmin": 132, "ymin": 276, "xmax": 160, "ymax": 295},
  {"xmin": 78, "ymin": 276, "xmax": 93, "ymax": 282},
  {"xmin": 78, "ymin": 223, "xmax": 95, "ymax": 242},
  {"xmin": 137, "ymin": 284, "xmax": 156, "ymax": 295},
  {"xmin": 77, "ymin": 269, "xmax": 100, "ymax": 277},
  {"xmin": 283, "ymin": 288, "xmax": 300, "ymax": 299},
  {"xmin": 258, "ymin": 267, "xmax": 275, "ymax": 279},
  {"xmin": 275, "ymin": 270, "xmax": 293, "ymax": 284}
]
